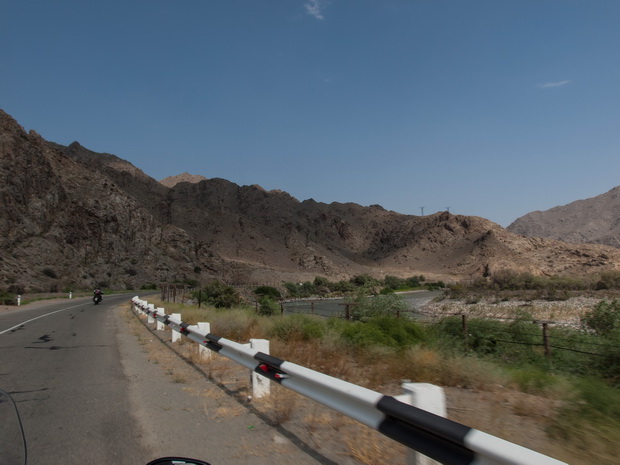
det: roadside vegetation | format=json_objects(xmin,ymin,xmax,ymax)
[{"xmin": 154, "ymin": 271, "xmax": 620, "ymax": 464}]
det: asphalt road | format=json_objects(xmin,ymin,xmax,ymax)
[
  {"xmin": 0, "ymin": 296, "xmax": 332, "ymax": 465},
  {"xmin": 0, "ymin": 295, "xmax": 148, "ymax": 464}
]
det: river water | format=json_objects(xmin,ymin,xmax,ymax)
[{"xmin": 281, "ymin": 290, "xmax": 444, "ymax": 318}]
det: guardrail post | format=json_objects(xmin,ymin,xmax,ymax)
[
  {"xmin": 17, "ymin": 295, "xmax": 21, "ymax": 306},
  {"xmin": 197, "ymin": 322, "xmax": 211, "ymax": 359},
  {"xmin": 171, "ymin": 313, "xmax": 182, "ymax": 343},
  {"xmin": 250, "ymin": 339, "xmax": 270, "ymax": 399},
  {"xmin": 147, "ymin": 304, "xmax": 155, "ymax": 324},
  {"xmin": 156, "ymin": 308, "xmax": 165, "ymax": 331},
  {"xmin": 397, "ymin": 382, "xmax": 447, "ymax": 465}
]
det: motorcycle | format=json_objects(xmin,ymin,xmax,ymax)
[
  {"xmin": 93, "ymin": 293, "xmax": 103, "ymax": 305},
  {"xmin": 0, "ymin": 389, "xmax": 210, "ymax": 465}
]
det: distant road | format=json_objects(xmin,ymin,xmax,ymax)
[
  {"xmin": 281, "ymin": 290, "xmax": 444, "ymax": 317},
  {"xmin": 0, "ymin": 295, "xmax": 150, "ymax": 464}
]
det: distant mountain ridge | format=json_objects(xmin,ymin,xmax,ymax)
[
  {"xmin": 508, "ymin": 186, "xmax": 620, "ymax": 248},
  {"xmin": 160, "ymin": 172, "xmax": 208, "ymax": 188},
  {"xmin": 2, "ymin": 108, "xmax": 620, "ymax": 292}
]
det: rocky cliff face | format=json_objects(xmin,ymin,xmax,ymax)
[
  {"xmin": 2, "ymin": 109, "xmax": 620, "ymax": 292},
  {"xmin": 507, "ymin": 186, "xmax": 620, "ymax": 248},
  {"xmin": 0, "ymin": 110, "xmax": 228, "ymax": 292}
]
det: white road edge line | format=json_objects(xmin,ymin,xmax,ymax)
[{"xmin": 0, "ymin": 296, "xmax": 128, "ymax": 335}]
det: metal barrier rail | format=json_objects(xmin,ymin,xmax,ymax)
[{"xmin": 131, "ymin": 297, "xmax": 567, "ymax": 465}]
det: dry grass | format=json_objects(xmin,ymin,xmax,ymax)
[
  {"xmin": 253, "ymin": 383, "xmax": 299, "ymax": 426},
  {"xmin": 129, "ymin": 300, "xmax": 617, "ymax": 465},
  {"xmin": 342, "ymin": 421, "xmax": 406, "ymax": 465}
]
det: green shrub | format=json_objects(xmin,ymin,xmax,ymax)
[
  {"xmin": 332, "ymin": 280, "xmax": 355, "ymax": 293},
  {"xmin": 351, "ymin": 293, "xmax": 406, "ymax": 320},
  {"xmin": 284, "ymin": 281, "xmax": 315, "ymax": 298},
  {"xmin": 192, "ymin": 280, "xmax": 241, "ymax": 308},
  {"xmin": 383, "ymin": 275, "xmax": 403, "ymax": 290},
  {"xmin": 254, "ymin": 286, "xmax": 281, "ymax": 300},
  {"xmin": 595, "ymin": 271, "xmax": 620, "ymax": 290},
  {"xmin": 340, "ymin": 317, "xmax": 425, "ymax": 348},
  {"xmin": 511, "ymin": 366, "xmax": 558, "ymax": 394},
  {"xmin": 258, "ymin": 296, "xmax": 280, "ymax": 316},
  {"xmin": 268, "ymin": 314, "xmax": 324, "ymax": 341},
  {"xmin": 350, "ymin": 274, "xmax": 379, "ymax": 287},
  {"xmin": 341, "ymin": 321, "xmax": 395, "ymax": 347},
  {"xmin": 553, "ymin": 376, "xmax": 620, "ymax": 450},
  {"xmin": 582, "ymin": 300, "xmax": 620, "ymax": 337},
  {"xmin": 0, "ymin": 290, "xmax": 16, "ymax": 305}
]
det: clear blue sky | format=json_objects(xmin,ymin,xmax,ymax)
[{"xmin": 2, "ymin": 1, "xmax": 619, "ymax": 226}]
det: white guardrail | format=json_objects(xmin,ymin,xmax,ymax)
[{"xmin": 131, "ymin": 297, "xmax": 567, "ymax": 465}]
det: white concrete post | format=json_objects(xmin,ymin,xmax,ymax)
[
  {"xmin": 171, "ymin": 313, "xmax": 182, "ymax": 343},
  {"xmin": 397, "ymin": 383, "xmax": 447, "ymax": 465},
  {"xmin": 156, "ymin": 308, "xmax": 166, "ymax": 330},
  {"xmin": 17, "ymin": 295, "xmax": 21, "ymax": 306},
  {"xmin": 197, "ymin": 322, "xmax": 211, "ymax": 359},
  {"xmin": 69, "ymin": 292, "xmax": 72, "ymax": 299},
  {"xmin": 250, "ymin": 339, "xmax": 270, "ymax": 399},
  {"xmin": 147, "ymin": 304, "xmax": 155, "ymax": 324}
]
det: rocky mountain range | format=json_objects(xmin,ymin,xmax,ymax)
[
  {"xmin": 507, "ymin": 186, "xmax": 620, "ymax": 248},
  {"xmin": 2, "ymin": 109, "xmax": 620, "ymax": 293}
]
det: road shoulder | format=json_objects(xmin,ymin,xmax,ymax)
[{"xmin": 115, "ymin": 303, "xmax": 328, "ymax": 465}]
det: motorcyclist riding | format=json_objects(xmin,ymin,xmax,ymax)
[{"xmin": 93, "ymin": 288, "xmax": 103, "ymax": 304}]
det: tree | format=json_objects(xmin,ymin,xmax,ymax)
[
  {"xmin": 193, "ymin": 280, "xmax": 240, "ymax": 308},
  {"xmin": 254, "ymin": 286, "xmax": 281, "ymax": 300},
  {"xmin": 384, "ymin": 275, "xmax": 403, "ymax": 290}
]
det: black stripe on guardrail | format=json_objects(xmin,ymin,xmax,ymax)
[
  {"xmin": 378, "ymin": 416, "xmax": 475, "ymax": 465},
  {"xmin": 203, "ymin": 333, "xmax": 223, "ymax": 353},
  {"xmin": 253, "ymin": 352, "xmax": 289, "ymax": 382},
  {"xmin": 253, "ymin": 352, "xmax": 285, "ymax": 368},
  {"xmin": 376, "ymin": 396, "xmax": 475, "ymax": 465}
]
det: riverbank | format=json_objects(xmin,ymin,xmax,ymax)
[{"xmin": 421, "ymin": 296, "xmax": 602, "ymax": 326}]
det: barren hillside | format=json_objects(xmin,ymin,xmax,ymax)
[
  {"xmin": 2, "ymin": 108, "xmax": 620, "ymax": 292},
  {"xmin": 508, "ymin": 186, "xmax": 620, "ymax": 248}
]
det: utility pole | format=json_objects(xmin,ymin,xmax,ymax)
[{"xmin": 420, "ymin": 206, "xmax": 425, "ymax": 216}]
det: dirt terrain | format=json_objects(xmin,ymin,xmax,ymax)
[{"xmin": 2, "ymin": 109, "xmax": 620, "ymax": 295}]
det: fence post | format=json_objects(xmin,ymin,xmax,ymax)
[
  {"xmin": 397, "ymin": 383, "xmax": 447, "ymax": 465},
  {"xmin": 542, "ymin": 322, "xmax": 551, "ymax": 358},
  {"xmin": 462, "ymin": 314, "xmax": 468, "ymax": 352},
  {"xmin": 250, "ymin": 339, "xmax": 270, "ymax": 399},
  {"xmin": 171, "ymin": 313, "xmax": 182, "ymax": 343},
  {"xmin": 197, "ymin": 322, "xmax": 211, "ymax": 359}
]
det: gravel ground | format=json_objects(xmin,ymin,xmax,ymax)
[{"xmin": 422, "ymin": 296, "xmax": 603, "ymax": 326}]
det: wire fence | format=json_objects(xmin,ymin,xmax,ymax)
[{"xmin": 280, "ymin": 298, "xmax": 620, "ymax": 362}]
